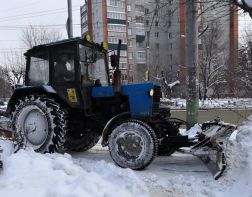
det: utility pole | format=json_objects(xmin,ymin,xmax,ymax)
[
  {"xmin": 185, "ymin": 0, "xmax": 199, "ymax": 129},
  {"xmin": 67, "ymin": 0, "xmax": 73, "ymax": 38}
]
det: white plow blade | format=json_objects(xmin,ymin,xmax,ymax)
[{"xmin": 191, "ymin": 122, "xmax": 237, "ymax": 180}]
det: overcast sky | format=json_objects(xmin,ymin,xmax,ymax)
[
  {"xmin": 0, "ymin": 0, "xmax": 84, "ymax": 63},
  {"xmin": 0, "ymin": 1, "xmax": 251, "ymax": 64}
]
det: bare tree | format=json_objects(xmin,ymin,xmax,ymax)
[
  {"xmin": 238, "ymin": 27, "xmax": 252, "ymax": 97},
  {"xmin": 198, "ymin": 21, "xmax": 228, "ymax": 100},
  {"xmin": 2, "ymin": 50, "xmax": 26, "ymax": 88},
  {"xmin": 22, "ymin": 25, "xmax": 62, "ymax": 48},
  {"xmin": 0, "ymin": 67, "xmax": 12, "ymax": 98},
  {"xmin": 1, "ymin": 25, "xmax": 62, "ymax": 89}
]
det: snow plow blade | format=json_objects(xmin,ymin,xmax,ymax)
[{"xmin": 190, "ymin": 121, "xmax": 237, "ymax": 180}]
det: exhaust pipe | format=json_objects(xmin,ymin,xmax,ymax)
[{"xmin": 111, "ymin": 40, "xmax": 122, "ymax": 95}]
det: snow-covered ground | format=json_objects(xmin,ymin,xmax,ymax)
[
  {"xmin": 0, "ymin": 117, "xmax": 252, "ymax": 197},
  {"xmin": 161, "ymin": 98, "xmax": 252, "ymax": 109}
]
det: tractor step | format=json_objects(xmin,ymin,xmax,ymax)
[{"xmin": 161, "ymin": 136, "xmax": 193, "ymax": 148}]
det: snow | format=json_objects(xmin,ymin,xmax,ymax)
[
  {"xmin": 161, "ymin": 98, "xmax": 252, "ymax": 109},
  {"xmin": 180, "ymin": 124, "xmax": 202, "ymax": 139},
  {"xmin": 1, "ymin": 116, "xmax": 252, "ymax": 196},
  {"xmin": 0, "ymin": 142, "xmax": 148, "ymax": 197}
]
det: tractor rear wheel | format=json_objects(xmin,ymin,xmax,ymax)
[
  {"xmin": 65, "ymin": 129, "xmax": 101, "ymax": 152},
  {"xmin": 65, "ymin": 116, "xmax": 102, "ymax": 152},
  {"xmin": 108, "ymin": 119, "xmax": 158, "ymax": 170},
  {"xmin": 11, "ymin": 95, "xmax": 67, "ymax": 153}
]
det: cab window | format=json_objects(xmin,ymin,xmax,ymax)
[
  {"xmin": 28, "ymin": 51, "xmax": 49, "ymax": 85},
  {"xmin": 53, "ymin": 48, "xmax": 75, "ymax": 82}
]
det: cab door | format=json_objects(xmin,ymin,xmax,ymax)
[{"xmin": 50, "ymin": 42, "xmax": 82, "ymax": 108}]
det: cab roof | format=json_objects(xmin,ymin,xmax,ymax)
[{"xmin": 24, "ymin": 37, "xmax": 104, "ymax": 56}]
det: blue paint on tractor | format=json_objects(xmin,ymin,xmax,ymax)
[
  {"xmin": 92, "ymin": 82, "xmax": 155, "ymax": 117},
  {"xmin": 92, "ymin": 86, "xmax": 114, "ymax": 98}
]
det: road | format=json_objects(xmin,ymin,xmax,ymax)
[{"xmin": 71, "ymin": 144, "xmax": 215, "ymax": 197}]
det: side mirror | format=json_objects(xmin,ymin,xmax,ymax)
[{"xmin": 110, "ymin": 54, "xmax": 118, "ymax": 68}]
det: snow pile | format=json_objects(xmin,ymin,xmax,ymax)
[
  {"xmin": 0, "ymin": 140, "xmax": 148, "ymax": 197},
  {"xmin": 161, "ymin": 98, "xmax": 252, "ymax": 109},
  {"xmin": 179, "ymin": 124, "xmax": 202, "ymax": 139},
  {"xmin": 217, "ymin": 116, "xmax": 252, "ymax": 196}
]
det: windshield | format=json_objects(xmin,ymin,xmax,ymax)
[{"xmin": 79, "ymin": 44, "xmax": 108, "ymax": 86}]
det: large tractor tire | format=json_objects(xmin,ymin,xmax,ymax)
[
  {"xmin": 11, "ymin": 95, "xmax": 67, "ymax": 153},
  {"xmin": 65, "ymin": 129, "xmax": 101, "ymax": 152},
  {"xmin": 108, "ymin": 119, "xmax": 158, "ymax": 170}
]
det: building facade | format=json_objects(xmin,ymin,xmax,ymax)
[{"xmin": 81, "ymin": 0, "xmax": 239, "ymax": 96}]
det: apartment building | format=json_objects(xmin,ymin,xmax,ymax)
[
  {"xmin": 81, "ymin": 0, "xmax": 238, "ymax": 96},
  {"xmin": 81, "ymin": 0, "xmax": 129, "ymax": 83}
]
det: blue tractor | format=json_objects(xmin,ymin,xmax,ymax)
[
  {"xmin": 6, "ymin": 37, "xmax": 184, "ymax": 169},
  {"xmin": 3, "ymin": 37, "xmax": 237, "ymax": 178}
]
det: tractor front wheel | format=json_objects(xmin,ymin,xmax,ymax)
[{"xmin": 108, "ymin": 119, "xmax": 158, "ymax": 170}]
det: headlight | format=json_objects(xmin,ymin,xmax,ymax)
[{"xmin": 149, "ymin": 89, "xmax": 154, "ymax": 97}]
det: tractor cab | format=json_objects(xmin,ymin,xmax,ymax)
[{"xmin": 24, "ymin": 37, "xmax": 109, "ymax": 112}]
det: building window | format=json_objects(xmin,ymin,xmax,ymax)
[
  {"xmin": 135, "ymin": 5, "xmax": 144, "ymax": 12},
  {"xmin": 136, "ymin": 23, "xmax": 145, "ymax": 35},
  {"xmin": 122, "ymin": 74, "xmax": 128, "ymax": 81},
  {"xmin": 145, "ymin": 8, "xmax": 149, "ymax": 14},
  {"xmin": 136, "ymin": 51, "xmax": 145, "ymax": 59},
  {"xmin": 119, "ymin": 51, "xmax": 127, "ymax": 57},
  {"xmin": 146, "ymin": 20, "xmax": 149, "ymax": 26},
  {"xmin": 120, "ymin": 63, "xmax": 128, "ymax": 69},
  {"xmin": 128, "ymin": 52, "xmax": 133, "ymax": 59},
  {"xmin": 127, "ymin": 4, "xmax": 132, "ymax": 11},
  {"xmin": 154, "ymin": 9, "xmax": 158, "ymax": 16},
  {"xmin": 108, "ymin": 36, "xmax": 127, "ymax": 44},
  {"xmin": 168, "ymin": 20, "xmax": 172, "ymax": 27},
  {"xmin": 128, "ymin": 16, "xmax": 132, "ymax": 22},
  {"xmin": 155, "ymin": 32, "xmax": 159, "ymax": 38},
  {"xmin": 128, "ymin": 40, "xmax": 133, "ymax": 47},
  {"xmin": 107, "ymin": 0, "xmax": 125, "ymax": 8},
  {"xmin": 128, "ymin": 28, "xmax": 132, "ymax": 35},
  {"xmin": 155, "ymin": 21, "xmax": 158, "ymax": 27},
  {"xmin": 108, "ymin": 24, "xmax": 126, "ymax": 32},
  {"xmin": 136, "ymin": 16, "xmax": 144, "ymax": 23},
  {"xmin": 107, "ymin": 12, "xmax": 126, "ymax": 20}
]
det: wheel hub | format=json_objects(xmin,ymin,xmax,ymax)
[
  {"xmin": 116, "ymin": 132, "xmax": 143, "ymax": 160},
  {"xmin": 21, "ymin": 108, "xmax": 49, "ymax": 146}
]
